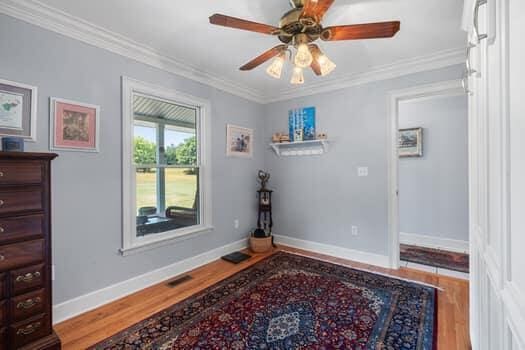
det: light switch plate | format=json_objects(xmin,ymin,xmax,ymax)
[{"xmin": 358, "ymin": 167, "xmax": 368, "ymax": 177}]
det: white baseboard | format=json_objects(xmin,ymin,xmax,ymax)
[
  {"xmin": 53, "ymin": 238, "xmax": 248, "ymax": 325},
  {"xmin": 400, "ymin": 232, "xmax": 469, "ymax": 253},
  {"xmin": 273, "ymin": 234, "xmax": 390, "ymax": 268}
]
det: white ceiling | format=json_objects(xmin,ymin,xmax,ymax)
[{"xmin": 18, "ymin": 0, "xmax": 466, "ymax": 101}]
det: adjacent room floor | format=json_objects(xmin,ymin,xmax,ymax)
[{"xmin": 55, "ymin": 246, "xmax": 470, "ymax": 349}]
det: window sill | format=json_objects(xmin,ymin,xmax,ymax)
[{"xmin": 119, "ymin": 225, "xmax": 214, "ymax": 256}]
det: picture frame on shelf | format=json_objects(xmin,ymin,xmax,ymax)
[
  {"xmin": 50, "ymin": 97, "xmax": 100, "ymax": 152},
  {"xmin": 0, "ymin": 78, "xmax": 37, "ymax": 141},
  {"xmin": 226, "ymin": 124, "xmax": 253, "ymax": 158},
  {"xmin": 288, "ymin": 106, "xmax": 316, "ymax": 141}
]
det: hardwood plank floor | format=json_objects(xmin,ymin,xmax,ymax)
[{"xmin": 55, "ymin": 245, "xmax": 471, "ymax": 349}]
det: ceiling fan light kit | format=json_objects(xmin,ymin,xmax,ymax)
[
  {"xmin": 209, "ymin": 0, "xmax": 400, "ymax": 85},
  {"xmin": 291, "ymin": 66, "xmax": 305, "ymax": 85},
  {"xmin": 266, "ymin": 52, "xmax": 286, "ymax": 79}
]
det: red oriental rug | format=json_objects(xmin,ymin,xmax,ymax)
[{"xmin": 91, "ymin": 252, "xmax": 437, "ymax": 350}]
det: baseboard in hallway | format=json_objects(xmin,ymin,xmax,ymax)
[{"xmin": 400, "ymin": 259, "xmax": 469, "ymax": 280}]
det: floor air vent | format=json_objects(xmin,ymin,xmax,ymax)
[{"xmin": 167, "ymin": 275, "xmax": 192, "ymax": 288}]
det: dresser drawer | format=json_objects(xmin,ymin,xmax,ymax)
[
  {"xmin": 0, "ymin": 214, "xmax": 43, "ymax": 244},
  {"xmin": 9, "ymin": 314, "xmax": 50, "ymax": 348},
  {"xmin": 0, "ymin": 327, "xmax": 6, "ymax": 350},
  {"xmin": 10, "ymin": 289, "xmax": 46, "ymax": 323},
  {"xmin": 0, "ymin": 274, "xmax": 5, "ymax": 300},
  {"xmin": 0, "ymin": 240, "xmax": 44, "ymax": 272},
  {"xmin": 0, "ymin": 163, "xmax": 42, "ymax": 185},
  {"xmin": 10, "ymin": 264, "xmax": 44, "ymax": 296},
  {"xmin": 0, "ymin": 188, "xmax": 42, "ymax": 215},
  {"xmin": 0, "ymin": 301, "xmax": 5, "ymax": 326}
]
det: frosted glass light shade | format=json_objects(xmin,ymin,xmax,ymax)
[
  {"xmin": 266, "ymin": 55, "xmax": 285, "ymax": 79},
  {"xmin": 290, "ymin": 66, "xmax": 305, "ymax": 84},
  {"xmin": 317, "ymin": 54, "xmax": 336, "ymax": 76},
  {"xmin": 294, "ymin": 44, "xmax": 313, "ymax": 68}
]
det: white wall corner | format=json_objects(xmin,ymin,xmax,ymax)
[
  {"xmin": 52, "ymin": 238, "xmax": 248, "ymax": 325},
  {"xmin": 273, "ymin": 234, "xmax": 390, "ymax": 268},
  {"xmin": 400, "ymin": 232, "xmax": 469, "ymax": 253}
]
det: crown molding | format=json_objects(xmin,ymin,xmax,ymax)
[
  {"xmin": 262, "ymin": 47, "xmax": 466, "ymax": 103},
  {"xmin": 0, "ymin": 0, "xmax": 465, "ymax": 105},
  {"xmin": 0, "ymin": 0, "xmax": 265, "ymax": 103}
]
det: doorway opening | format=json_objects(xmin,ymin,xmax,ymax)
[{"xmin": 388, "ymin": 80, "xmax": 469, "ymax": 279}]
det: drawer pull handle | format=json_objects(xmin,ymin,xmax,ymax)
[
  {"xmin": 16, "ymin": 321, "xmax": 41, "ymax": 336},
  {"xmin": 0, "ymin": 171, "xmax": 3, "ymax": 177},
  {"xmin": 0, "ymin": 254, "xmax": 4, "ymax": 261},
  {"xmin": 0, "ymin": 227, "xmax": 4, "ymax": 233},
  {"xmin": 16, "ymin": 271, "xmax": 41, "ymax": 283},
  {"xmin": 0, "ymin": 200, "xmax": 4, "ymax": 206},
  {"xmin": 17, "ymin": 297, "xmax": 42, "ymax": 309}
]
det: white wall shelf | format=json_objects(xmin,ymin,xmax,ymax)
[{"xmin": 270, "ymin": 140, "xmax": 329, "ymax": 157}]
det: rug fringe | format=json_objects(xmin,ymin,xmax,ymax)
[{"xmin": 278, "ymin": 249, "xmax": 445, "ymax": 291}]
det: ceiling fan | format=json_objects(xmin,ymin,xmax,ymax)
[{"xmin": 209, "ymin": 0, "xmax": 400, "ymax": 84}]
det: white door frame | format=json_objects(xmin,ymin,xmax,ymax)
[{"xmin": 387, "ymin": 79, "xmax": 465, "ymax": 269}]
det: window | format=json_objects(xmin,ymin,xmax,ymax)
[{"xmin": 122, "ymin": 78, "xmax": 212, "ymax": 254}]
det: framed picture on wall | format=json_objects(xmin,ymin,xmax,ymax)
[
  {"xmin": 50, "ymin": 97, "xmax": 100, "ymax": 152},
  {"xmin": 288, "ymin": 106, "xmax": 316, "ymax": 141},
  {"xmin": 398, "ymin": 127, "xmax": 423, "ymax": 157},
  {"xmin": 226, "ymin": 124, "xmax": 253, "ymax": 158},
  {"xmin": 0, "ymin": 78, "xmax": 37, "ymax": 141}
]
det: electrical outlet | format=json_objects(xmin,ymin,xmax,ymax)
[
  {"xmin": 234, "ymin": 219, "xmax": 239, "ymax": 229},
  {"xmin": 351, "ymin": 226, "xmax": 359, "ymax": 236},
  {"xmin": 357, "ymin": 167, "xmax": 368, "ymax": 177},
  {"xmin": 52, "ymin": 265, "xmax": 56, "ymax": 281}
]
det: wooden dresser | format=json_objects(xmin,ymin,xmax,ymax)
[{"xmin": 0, "ymin": 153, "xmax": 60, "ymax": 349}]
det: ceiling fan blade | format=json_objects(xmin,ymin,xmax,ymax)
[
  {"xmin": 209, "ymin": 14, "xmax": 279, "ymax": 35},
  {"xmin": 301, "ymin": 0, "xmax": 335, "ymax": 22},
  {"xmin": 240, "ymin": 45, "xmax": 288, "ymax": 71},
  {"xmin": 308, "ymin": 44, "xmax": 322, "ymax": 76},
  {"xmin": 321, "ymin": 21, "xmax": 401, "ymax": 41}
]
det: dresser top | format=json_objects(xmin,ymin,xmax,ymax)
[{"xmin": 0, "ymin": 151, "xmax": 58, "ymax": 160}]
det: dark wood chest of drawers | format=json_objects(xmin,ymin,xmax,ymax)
[{"xmin": 0, "ymin": 153, "xmax": 60, "ymax": 349}]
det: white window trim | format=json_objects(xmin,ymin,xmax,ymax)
[{"xmin": 120, "ymin": 76, "xmax": 213, "ymax": 256}]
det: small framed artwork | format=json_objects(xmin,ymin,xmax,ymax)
[
  {"xmin": 226, "ymin": 124, "xmax": 253, "ymax": 158},
  {"xmin": 0, "ymin": 78, "xmax": 37, "ymax": 141},
  {"xmin": 398, "ymin": 127, "xmax": 423, "ymax": 157},
  {"xmin": 50, "ymin": 98, "xmax": 100, "ymax": 152},
  {"xmin": 288, "ymin": 106, "xmax": 316, "ymax": 141}
]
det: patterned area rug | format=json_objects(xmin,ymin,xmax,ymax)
[
  {"xmin": 400, "ymin": 244, "xmax": 469, "ymax": 273},
  {"xmin": 91, "ymin": 252, "xmax": 437, "ymax": 350}
]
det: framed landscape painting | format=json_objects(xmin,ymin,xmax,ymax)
[
  {"xmin": 226, "ymin": 124, "xmax": 253, "ymax": 158},
  {"xmin": 50, "ymin": 98, "xmax": 100, "ymax": 152},
  {"xmin": 398, "ymin": 127, "xmax": 423, "ymax": 157},
  {"xmin": 0, "ymin": 78, "xmax": 37, "ymax": 141}
]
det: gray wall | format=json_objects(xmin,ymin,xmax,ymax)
[
  {"xmin": 0, "ymin": 13, "xmax": 467, "ymax": 307},
  {"xmin": 0, "ymin": 14, "xmax": 265, "ymax": 304},
  {"xmin": 263, "ymin": 65, "xmax": 465, "ymax": 256},
  {"xmin": 399, "ymin": 95, "xmax": 469, "ymax": 242}
]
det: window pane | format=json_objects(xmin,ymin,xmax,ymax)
[
  {"xmin": 133, "ymin": 94, "xmax": 200, "ymax": 238},
  {"xmin": 165, "ymin": 128, "xmax": 197, "ymax": 166},
  {"xmin": 136, "ymin": 168, "xmax": 157, "ymax": 215},
  {"xmin": 133, "ymin": 124, "xmax": 157, "ymax": 165},
  {"xmin": 164, "ymin": 167, "xmax": 200, "ymax": 227},
  {"xmin": 165, "ymin": 168, "xmax": 199, "ymax": 209}
]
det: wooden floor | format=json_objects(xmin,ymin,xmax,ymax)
[{"xmin": 55, "ymin": 245, "xmax": 471, "ymax": 349}]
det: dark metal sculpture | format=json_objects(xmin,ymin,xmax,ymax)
[{"xmin": 258, "ymin": 170, "xmax": 271, "ymax": 191}]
